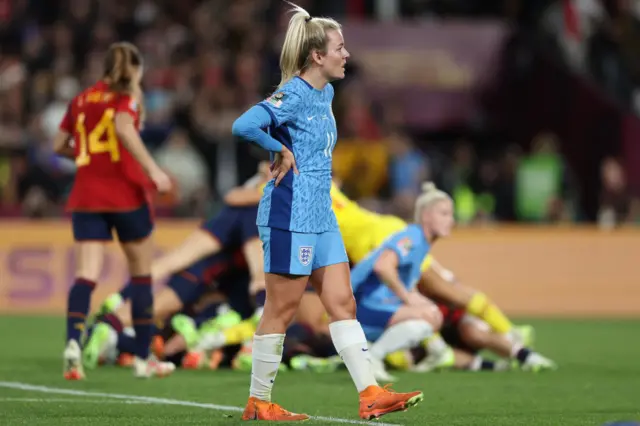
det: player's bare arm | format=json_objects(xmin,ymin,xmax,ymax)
[
  {"xmin": 373, "ymin": 249, "xmax": 412, "ymax": 305},
  {"xmin": 53, "ymin": 130, "xmax": 74, "ymax": 159}
]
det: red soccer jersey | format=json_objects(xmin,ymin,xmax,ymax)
[{"xmin": 60, "ymin": 81, "xmax": 153, "ymax": 211}]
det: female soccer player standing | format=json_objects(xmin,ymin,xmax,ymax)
[
  {"xmin": 54, "ymin": 42, "xmax": 175, "ymax": 380},
  {"xmin": 232, "ymin": 5, "xmax": 423, "ymax": 421}
]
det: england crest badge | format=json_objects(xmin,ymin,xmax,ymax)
[{"xmin": 299, "ymin": 246, "xmax": 313, "ymax": 266}]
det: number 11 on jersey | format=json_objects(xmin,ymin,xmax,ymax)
[{"xmin": 324, "ymin": 132, "xmax": 336, "ymax": 158}]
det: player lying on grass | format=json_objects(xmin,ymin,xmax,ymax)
[
  {"xmin": 225, "ymin": 177, "xmax": 532, "ymax": 352},
  {"xmin": 90, "ymin": 291, "xmax": 244, "ymax": 369},
  {"xmin": 402, "ymin": 264, "xmax": 556, "ymax": 373},
  {"xmin": 83, "ymin": 245, "xmax": 255, "ymax": 369},
  {"xmin": 186, "ymin": 287, "xmax": 344, "ymax": 373},
  {"xmin": 411, "ymin": 299, "xmax": 556, "ymax": 373}
]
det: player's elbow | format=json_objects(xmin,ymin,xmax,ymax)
[
  {"xmin": 231, "ymin": 117, "xmax": 249, "ymax": 140},
  {"xmin": 224, "ymin": 189, "xmax": 243, "ymax": 206}
]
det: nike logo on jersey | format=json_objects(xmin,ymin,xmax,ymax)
[
  {"xmin": 322, "ymin": 115, "xmax": 328, "ymax": 120},
  {"xmin": 362, "ymin": 348, "xmax": 368, "ymax": 352},
  {"xmin": 307, "ymin": 116, "xmax": 315, "ymax": 121}
]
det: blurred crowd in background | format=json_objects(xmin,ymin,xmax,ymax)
[{"xmin": 0, "ymin": 0, "xmax": 638, "ymax": 226}]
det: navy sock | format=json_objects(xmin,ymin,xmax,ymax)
[
  {"xmin": 119, "ymin": 283, "xmax": 132, "ymax": 302},
  {"xmin": 254, "ymin": 289, "xmax": 266, "ymax": 308},
  {"xmin": 481, "ymin": 359, "xmax": 496, "ymax": 370},
  {"xmin": 130, "ymin": 275, "xmax": 153, "ymax": 359},
  {"xmin": 516, "ymin": 347, "xmax": 532, "ymax": 364},
  {"xmin": 66, "ymin": 278, "xmax": 96, "ymax": 343},
  {"xmin": 117, "ymin": 333, "xmax": 137, "ymax": 354}
]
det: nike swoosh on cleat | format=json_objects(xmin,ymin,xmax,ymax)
[{"xmin": 367, "ymin": 403, "xmax": 376, "ymax": 409}]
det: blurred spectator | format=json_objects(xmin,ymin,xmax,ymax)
[
  {"xmin": 441, "ymin": 140, "xmax": 475, "ymax": 224},
  {"xmin": 514, "ymin": 132, "xmax": 577, "ymax": 223},
  {"xmin": 0, "ymin": 0, "xmax": 633, "ymax": 223},
  {"xmin": 542, "ymin": 0, "xmax": 605, "ymax": 73},
  {"xmin": 155, "ymin": 128, "xmax": 208, "ymax": 217},
  {"xmin": 332, "ymin": 83, "xmax": 387, "ymax": 201},
  {"xmin": 598, "ymin": 157, "xmax": 639, "ymax": 229},
  {"xmin": 386, "ymin": 130, "xmax": 429, "ymax": 220}
]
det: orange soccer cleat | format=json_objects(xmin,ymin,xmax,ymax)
[
  {"xmin": 241, "ymin": 397, "xmax": 309, "ymax": 421},
  {"xmin": 358, "ymin": 384, "xmax": 424, "ymax": 420},
  {"xmin": 151, "ymin": 335, "xmax": 165, "ymax": 359},
  {"xmin": 117, "ymin": 353, "xmax": 135, "ymax": 367}
]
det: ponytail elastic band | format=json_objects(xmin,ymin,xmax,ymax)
[{"xmin": 305, "ymin": 16, "xmax": 313, "ymax": 23}]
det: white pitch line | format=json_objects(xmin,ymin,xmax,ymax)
[
  {"xmin": 0, "ymin": 397, "xmax": 147, "ymax": 404},
  {"xmin": 0, "ymin": 382, "xmax": 402, "ymax": 426}
]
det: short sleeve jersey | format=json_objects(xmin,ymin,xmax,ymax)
[
  {"xmin": 350, "ymin": 224, "xmax": 431, "ymax": 302},
  {"xmin": 61, "ymin": 81, "xmax": 151, "ymax": 211}
]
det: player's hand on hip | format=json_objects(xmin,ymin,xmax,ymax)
[
  {"xmin": 272, "ymin": 146, "xmax": 298, "ymax": 186},
  {"xmin": 150, "ymin": 167, "xmax": 173, "ymax": 193}
]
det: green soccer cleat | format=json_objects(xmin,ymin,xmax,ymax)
[
  {"xmin": 199, "ymin": 310, "xmax": 242, "ymax": 335},
  {"xmin": 290, "ymin": 354, "xmax": 343, "ymax": 373},
  {"xmin": 82, "ymin": 323, "xmax": 112, "ymax": 370},
  {"xmin": 232, "ymin": 351, "xmax": 288, "ymax": 373},
  {"xmin": 514, "ymin": 324, "xmax": 536, "ymax": 348},
  {"xmin": 98, "ymin": 293, "xmax": 124, "ymax": 316},
  {"xmin": 171, "ymin": 314, "xmax": 200, "ymax": 350}
]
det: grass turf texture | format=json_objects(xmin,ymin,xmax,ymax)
[{"xmin": 0, "ymin": 317, "xmax": 638, "ymax": 425}]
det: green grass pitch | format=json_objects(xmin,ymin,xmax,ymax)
[{"xmin": 0, "ymin": 317, "xmax": 638, "ymax": 425}]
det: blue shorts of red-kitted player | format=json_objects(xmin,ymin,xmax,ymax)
[
  {"xmin": 71, "ymin": 204, "xmax": 154, "ymax": 242},
  {"xmin": 201, "ymin": 205, "xmax": 259, "ymax": 249}
]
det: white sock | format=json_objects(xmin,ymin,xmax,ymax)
[
  {"xmin": 249, "ymin": 334, "xmax": 285, "ymax": 402},
  {"xmin": 469, "ymin": 355, "xmax": 483, "ymax": 371},
  {"xmin": 196, "ymin": 331, "xmax": 226, "ymax": 351},
  {"xmin": 424, "ymin": 333, "xmax": 448, "ymax": 357},
  {"xmin": 370, "ymin": 320, "xmax": 434, "ymax": 361},
  {"xmin": 329, "ymin": 320, "xmax": 377, "ymax": 393}
]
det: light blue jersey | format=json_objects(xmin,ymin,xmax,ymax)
[
  {"xmin": 351, "ymin": 224, "xmax": 431, "ymax": 304},
  {"xmin": 351, "ymin": 224, "xmax": 431, "ymax": 340},
  {"xmin": 256, "ymin": 76, "xmax": 338, "ymax": 233}
]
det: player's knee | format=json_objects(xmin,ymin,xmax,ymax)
[
  {"xmin": 420, "ymin": 307, "xmax": 443, "ymax": 331},
  {"xmin": 122, "ymin": 241, "xmax": 153, "ymax": 276},
  {"xmin": 324, "ymin": 293, "xmax": 356, "ymax": 322},
  {"xmin": 264, "ymin": 295, "xmax": 299, "ymax": 325},
  {"xmin": 401, "ymin": 320, "xmax": 435, "ymax": 346},
  {"xmin": 458, "ymin": 321, "xmax": 487, "ymax": 349}
]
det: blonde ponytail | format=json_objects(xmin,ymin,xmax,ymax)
[
  {"xmin": 414, "ymin": 182, "xmax": 452, "ymax": 223},
  {"xmin": 278, "ymin": 2, "xmax": 341, "ymax": 88}
]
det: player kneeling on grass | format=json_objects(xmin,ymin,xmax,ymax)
[{"xmin": 350, "ymin": 183, "xmax": 452, "ymax": 382}]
